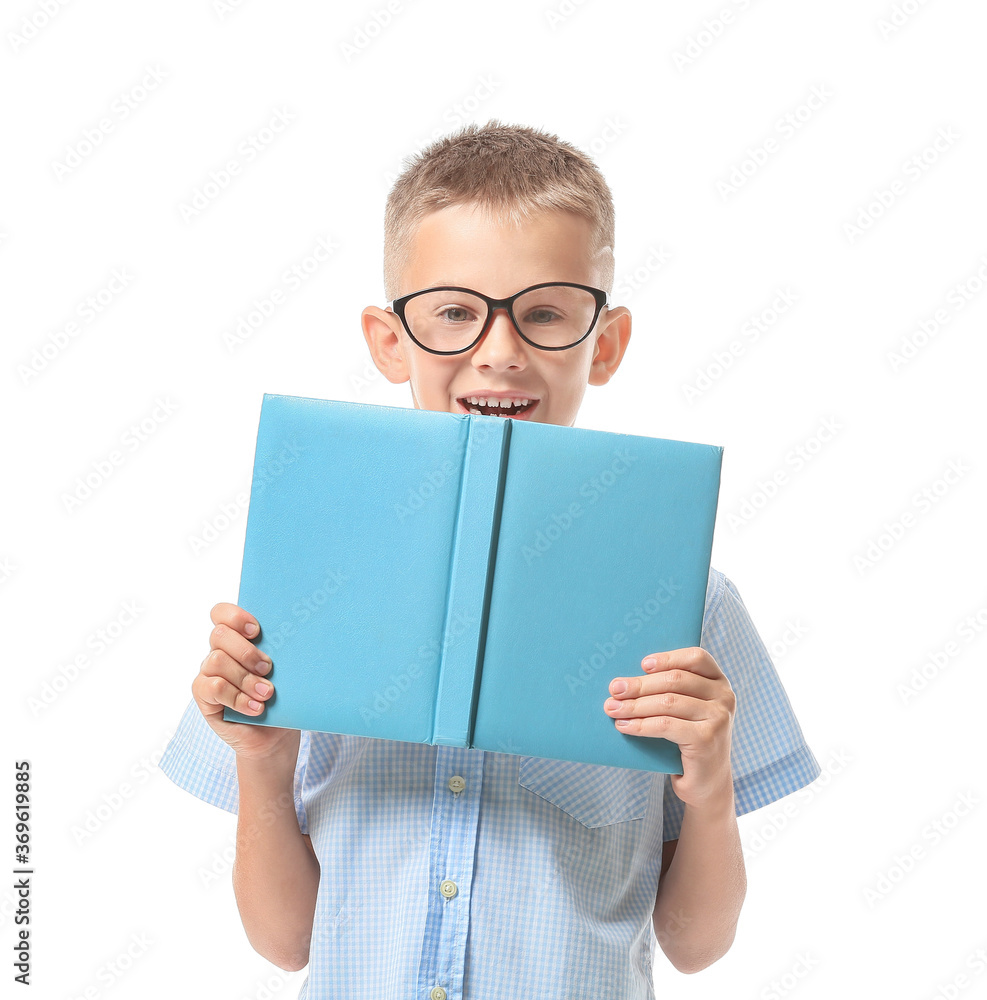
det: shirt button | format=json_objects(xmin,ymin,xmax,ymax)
[
  {"xmin": 430, "ymin": 988, "xmax": 447, "ymax": 1000},
  {"xmin": 439, "ymin": 879, "xmax": 458, "ymax": 899},
  {"xmin": 447, "ymin": 775, "xmax": 466, "ymax": 794}
]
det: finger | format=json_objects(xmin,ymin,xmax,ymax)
[
  {"xmin": 612, "ymin": 708, "xmax": 733, "ymax": 743},
  {"xmin": 193, "ymin": 667, "xmax": 268, "ymax": 717},
  {"xmin": 201, "ymin": 647, "xmax": 274, "ymax": 703},
  {"xmin": 608, "ymin": 669, "xmax": 717, "ymax": 701},
  {"xmin": 604, "ymin": 691, "xmax": 712, "ymax": 723},
  {"xmin": 612, "ymin": 712, "xmax": 698, "ymax": 742},
  {"xmin": 208, "ymin": 621, "xmax": 272, "ymax": 677},
  {"xmin": 210, "ymin": 602, "xmax": 262, "ymax": 640},
  {"xmin": 641, "ymin": 647, "xmax": 723, "ymax": 680}
]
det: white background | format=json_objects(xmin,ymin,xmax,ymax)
[{"xmin": 3, "ymin": 0, "xmax": 985, "ymax": 997}]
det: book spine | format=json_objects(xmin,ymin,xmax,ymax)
[{"xmin": 431, "ymin": 416, "xmax": 512, "ymax": 747}]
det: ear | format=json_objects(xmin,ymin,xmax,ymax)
[
  {"xmin": 361, "ymin": 306, "xmax": 412, "ymax": 385},
  {"xmin": 587, "ymin": 306, "xmax": 632, "ymax": 386}
]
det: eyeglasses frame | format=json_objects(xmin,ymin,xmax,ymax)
[{"xmin": 387, "ymin": 281, "xmax": 610, "ymax": 356}]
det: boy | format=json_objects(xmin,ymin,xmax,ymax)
[{"xmin": 159, "ymin": 120, "xmax": 820, "ymax": 998}]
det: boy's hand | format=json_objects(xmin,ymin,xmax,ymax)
[
  {"xmin": 191, "ymin": 603, "xmax": 298, "ymax": 762},
  {"xmin": 604, "ymin": 648, "xmax": 736, "ymax": 809}
]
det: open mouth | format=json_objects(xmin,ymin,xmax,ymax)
[{"xmin": 456, "ymin": 395, "xmax": 539, "ymax": 418}]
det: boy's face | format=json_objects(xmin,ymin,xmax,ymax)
[{"xmin": 362, "ymin": 203, "xmax": 631, "ymax": 428}]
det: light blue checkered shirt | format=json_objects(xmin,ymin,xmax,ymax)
[{"xmin": 159, "ymin": 568, "xmax": 819, "ymax": 998}]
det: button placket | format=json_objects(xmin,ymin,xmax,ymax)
[{"xmin": 415, "ymin": 747, "xmax": 483, "ymax": 1000}]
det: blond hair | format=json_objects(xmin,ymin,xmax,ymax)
[{"xmin": 383, "ymin": 119, "xmax": 616, "ymax": 301}]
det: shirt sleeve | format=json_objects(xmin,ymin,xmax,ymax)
[
  {"xmin": 662, "ymin": 569, "xmax": 820, "ymax": 842},
  {"xmin": 157, "ymin": 697, "xmax": 312, "ymax": 836}
]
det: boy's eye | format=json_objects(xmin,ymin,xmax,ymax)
[
  {"xmin": 437, "ymin": 305, "xmax": 476, "ymax": 323},
  {"xmin": 523, "ymin": 307, "xmax": 562, "ymax": 325}
]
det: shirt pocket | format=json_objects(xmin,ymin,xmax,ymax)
[{"xmin": 517, "ymin": 756, "xmax": 656, "ymax": 829}]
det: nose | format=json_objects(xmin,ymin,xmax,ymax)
[{"xmin": 471, "ymin": 306, "xmax": 526, "ymax": 366}]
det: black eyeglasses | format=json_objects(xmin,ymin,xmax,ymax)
[{"xmin": 388, "ymin": 282, "xmax": 609, "ymax": 356}]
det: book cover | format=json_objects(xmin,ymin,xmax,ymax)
[{"xmin": 223, "ymin": 394, "xmax": 722, "ymax": 774}]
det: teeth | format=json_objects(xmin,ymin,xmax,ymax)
[{"xmin": 466, "ymin": 396, "xmax": 530, "ymax": 408}]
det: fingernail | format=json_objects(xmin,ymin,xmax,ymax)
[
  {"xmin": 244, "ymin": 622, "xmax": 258, "ymax": 637},
  {"xmin": 643, "ymin": 657, "xmax": 657, "ymax": 671},
  {"xmin": 610, "ymin": 680, "xmax": 627, "ymax": 695},
  {"xmin": 255, "ymin": 681, "xmax": 271, "ymax": 696},
  {"xmin": 247, "ymin": 699, "xmax": 263, "ymax": 711}
]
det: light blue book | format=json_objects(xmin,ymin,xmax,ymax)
[{"xmin": 223, "ymin": 394, "xmax": 722, "ymax": 774}]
